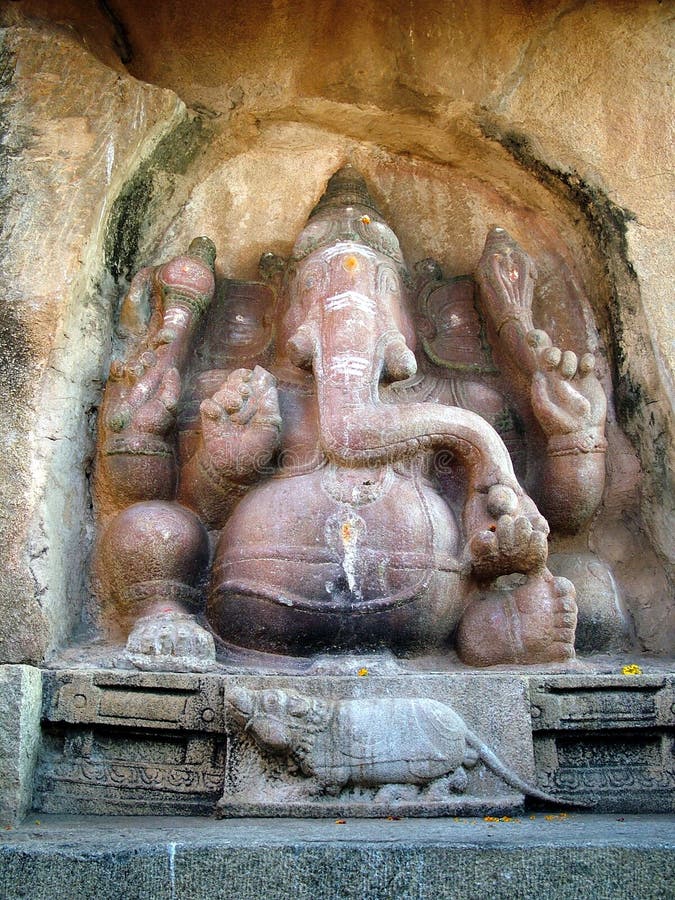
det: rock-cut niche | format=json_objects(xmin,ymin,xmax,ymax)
[{"xmin": 89, "ymin": 159, "xmax": 648, "ymax": 674}]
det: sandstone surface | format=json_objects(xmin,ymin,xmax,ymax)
[
  {"xmin": 0, "ymin": 1, "xmax": 672, "ymax": 660},
  {"xmin": 0, "ymin": 24, "xmax": 202, "ymax": 662}
]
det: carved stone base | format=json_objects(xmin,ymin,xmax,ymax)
[
  {"xmin": 218, "ymin": 676, "xmax": 539, "ymax": 817},
  {"xmin": 217, "ymin": 794, "xmax": 526, "ymax": 818},
  {"xmin": 37, "ymin": 671, "xmax": 538, "ymax": 817},
  {"xmin": 530, "ymin": 674, "xmax": 675, "ymax": 812},
  {"xmin": 34, "ymin": 669, "xmax": 675, "ymax": 818}
]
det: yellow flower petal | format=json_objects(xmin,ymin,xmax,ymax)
[{"xmin": 621, "ymin": 664, "xmax": 643, "ymax": 676}]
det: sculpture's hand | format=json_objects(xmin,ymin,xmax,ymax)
[
  {"xmin": 469, "ymin": 512, "xmax": 549, "ymax": 580},
  {"xmin": 526, "ymin": 330, "xmax": 608, "ymax": 531},
  {"xmin": 106, "ymin": 352, "xmax": 181, "ymax": 442},
  {"xmin": 528, "ymin": 330, "xmax": 607, "ymax": 444},
  {"xmin": 97, "ymin": 351, "xmax": 182, "ymax": 515},
  {"xmin": 478, "ymin": 227, "xmax": 537, "ymax": 338},
  {"xmin": 198, "ymin": 365, "xmax": 281, "ymax": 482},
  {"xmin": 100, "ymin": 237, "xmax": 217, "ymax": 464}
]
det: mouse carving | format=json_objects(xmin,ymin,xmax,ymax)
[{"xmin": 225, "ymin": 686, "xmax": 565, "ymax": 803}]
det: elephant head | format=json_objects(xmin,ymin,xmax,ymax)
[{"xmin": 280, "ymin": 167, "xmax": 526, "ymax": 535}]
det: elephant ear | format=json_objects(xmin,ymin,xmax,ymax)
[
  {"xmin": 250, "ymin": 717, "xmax": 292, "ymax": 753},
  {"xmin": 415, "ymin": 274, "xmax": 496, "ymax": 375}
]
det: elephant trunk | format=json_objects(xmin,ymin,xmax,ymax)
[
  {"xmin": 316, "ymin": 363, "xmax": 520, "ymax": 495},
  {"xmin": 289, "ymin": 292, "xmax": 521, "ymax": 500}
]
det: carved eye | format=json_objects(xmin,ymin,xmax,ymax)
[{"xmin": 262, "ymin": 691, "xmax": 281, "ymax": 712}]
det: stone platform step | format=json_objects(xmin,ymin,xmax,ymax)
[{"xmin": 1, "ymin": 814, "xmax": 673, "ymax": 899}]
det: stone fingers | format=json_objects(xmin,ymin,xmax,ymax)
[
  {"xmin": 538, "ymin": 342, "xmax": 596, "ymax": 394},
  {"xmin": 495, "ymin": 513, "xmax": 517, "ymax": 554},
  {"xmin": 541, "ymin": 346, "xmax": 562, "ymax": 370},
  {"xmin": 552, "ymin": 377, "xmax": 591, "ymax": 418},
  {"xmin": 578, "ymin": 352, "xmax": 595, "ymax": 376},
  {"xmin": 531, "ymin": 342, "xmax": 594, "ymax": 430},
  {"xmin": 200, "ymin": 366, "xmax": 281, "ymax": 435},
  {"xmin": 528, "ymin": 529, "xmax": 549, "ymax": 568},
  {"xmin": 133, "ymin": 398, "xmax": 174, "ymax": 434},
  {"xmin": 527, "ymin": 329, "xmax": 551, "ymax": 351},
  {"xmin": 559, "ymin": 350, "xmax": 578, "ymax": 379},
  {"xmin": 207, "ymin": 369, "xmax": 253, "ymax": 422},
  {"xmin": 486, "ymin": 484, "xmax": 519, "ymax": 517},
  {"xmin": 469, "ymin": 529, "xmax": 498, "ymax": 562},
  {"xmin": 531, "ymin": 371, "xmax": 576, "ymax": 434},
  {"xmin": 236, "ymin": 366, "xmax": 281, "ymax": 427},
  {"xmin": 469, "ymin": 513, "xmax": 549, "ymax": 579},
  {"xmin": 156, "ymin": 367, "xmax": 181, "ymax": 415}
]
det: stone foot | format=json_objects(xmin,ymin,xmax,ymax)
[
  {"xmin": 456, "ymin": 571, "xmax": 577, "ymax": 666},
  {"xmin": 125, "ymin": 611, "xmax": 216, "ymax": 672},
  {"xmin": 426, "ymin": 768, "xmax": 469, "ymax": 799}
]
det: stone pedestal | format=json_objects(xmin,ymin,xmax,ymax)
[
  {"xmin": 28, "ymin": 668, "xmax": 675, "ymax": 819},
  {"xmin": 531, "ymin": 674, "xmax": 675, "ymax": 812},
  {"xmin": 37, "ymin": 670, "xmax": 538, "ymax": 818}
]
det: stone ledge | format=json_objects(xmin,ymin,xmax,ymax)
[{"xmin": 1, "ymin": 814, "xmax": 673, "ymax": 900}]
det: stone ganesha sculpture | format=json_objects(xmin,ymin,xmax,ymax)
[
  {"xmin": 93, "ymin": 166, "xmax": 607, "ymax": 669},
  {"xmin": 225, "ymin": 686, "xmax": 561, "ymax": 803}
]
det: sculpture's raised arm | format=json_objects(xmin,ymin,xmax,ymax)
[
  {"xmin": 93, "ymin": 237, "xmax": 219, "ymax": 671},
  {"xmin": 95, "ymin": 237, "xmax": 217, "ymax": 520},
  {"xmin": 476, "ymin": 227, "xmax": 607, "ymax": 531}
]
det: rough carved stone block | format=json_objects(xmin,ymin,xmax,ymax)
[
  {"xmin": 530, "ymin": 675, "xmax": 675, "ymax": 812},
  {"xmin": 37, "ymin": 670, "xmax": 543, "ymax": 818},
  {"xmin": 0, "ymin": 666, "xmax": 42, "ymax": 824}
]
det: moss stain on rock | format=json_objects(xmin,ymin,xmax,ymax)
[
  {"xmin": 104, "ymin": 114, "xmax": 211, "ymax": 282},
  {"xmin": 0, "ymin": 37, "xmax": 32, "ymax": 397},
  {"xmin": 0, "ymin": 37, "xmax": 16, "ymax": 227},
  {"xmin": 478, "ymin": 124, "xmax": 637, "ymax": 279}
]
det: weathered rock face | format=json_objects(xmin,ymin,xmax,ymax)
[
  {"xmin": 0, "ymin": 25, "xmax": 203, "ymax": 663},
  {"xmin": 0, "ymin": 1, "xmax": 672, "ymax": 663}
]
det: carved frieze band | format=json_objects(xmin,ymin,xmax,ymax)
[{"xmin": 529, "ymin": 676, "xmax": 674, "ymax": 731}]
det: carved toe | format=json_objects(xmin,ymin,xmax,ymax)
[{"xmin": 125, "ymin": 612, "xmax": 216, "ymax": 672}]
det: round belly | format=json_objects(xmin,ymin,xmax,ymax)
[{"xmin": 208, "ymin": 464, "xmax": 464, "ymax": 655}]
